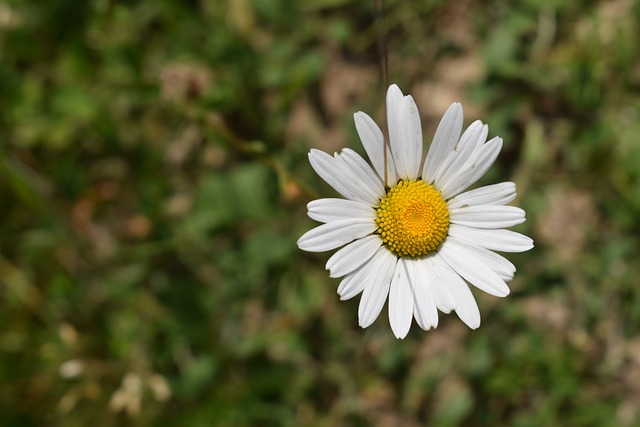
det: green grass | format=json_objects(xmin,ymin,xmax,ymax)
[{"xmin": 1, "ymin": 0, "xmax": 640, "ymax": 425}]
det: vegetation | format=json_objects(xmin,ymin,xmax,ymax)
[{"xmin": 1, "ymin": 0, "xmax": 640, "ymax": 425}]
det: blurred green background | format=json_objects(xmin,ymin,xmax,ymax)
[{"xmin": 2, "ymin": 0, "xmax": 640, "ymax": 425}]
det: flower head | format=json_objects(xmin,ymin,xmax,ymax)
[{"xmin": 298, "ymin": 84, "xmax": 533, "ymax": 338}]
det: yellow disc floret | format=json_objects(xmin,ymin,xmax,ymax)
[{"xmin": 376, "ymin": 179, "xmax": 450, "ymax": 257}]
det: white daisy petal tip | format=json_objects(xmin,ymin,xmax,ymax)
[
  {"xmin": 444, "ymin": 102, "xmax": 464, "ymax": 124},
  {"xmin": 387, "ymin": 83, "xmax": 404, "ymax": 97},
  {"xmin": 463, "ymin": 315, "xmax": 481, "ymax": 330},
  {"xmin": 393, "ymin": 327, "xmax": 411, "ymax": 339},
  {"xmin": 438, "ymin": 101, "xmax": 462, "ymax": 119}
]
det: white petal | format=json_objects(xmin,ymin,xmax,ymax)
[
  {"xmin": 432, "ymin": 254, "xmax": 481, "ymax": 329},
  {"xmin": 386, "ymin": 84, "xmax": 404, "ymax": 176},
  {"xmin": 326, "ymin": 234, "xmax": 382, "ymax": 278},
  {"xmin": 450, "ymin": 241, "xmax": 516, "ymax": 282},
  {"xmin": 358, "ymin": 248, "xmax": 397, "ymax": 328},
  {"xmin": 421, "ymin": 255, "xmax": 455, "ymax": 314},
  {"xmin": 439, "ymin": 137, "xmax": 503, "ymax": 200},
  {"xmin": 447, "ymin": 182, "xmax": 516, "ymax": 209},
  {"xmin": 307, "ymin": 198, "xmax": 375, "ymax": 223},
  {"xmin": 386, "ymin": 84, "xmax": 421, "ymax": 181},
  {"xmin": 412, "ymin": 257, "xmax": 439, "ymax": 330},
  {"xmin": 394, "ymin": 95, "xmax": 422, "ymax": 179},
  {"xmin": 423, "ymin": 102, "xmax": 464, "ymax": 184},
  {"xmin": 449, "ymin": 205, "xmax": 526, "ymax": 228},
  {"xmin": 337, "ymin": 249, "xmax": 379, "ymax": 300},
  {"xmin": 438, "ymin": 239, "xmax": 511, "ymax": 297},
  {"xmin": 332, "ymin": 153, "xmax": 382, "ymax": 205},
  {"xmin": 339, "ymin": 148, "xmax": 385, "ymax": 197},
  {"xmin": 402, "ymin": 97, "xmax": 423, "ymax": 178},
  {"xmin": 337, "ymin": 271, "xmax": 358, "ymax": 299},
  {"xmin": 354, "ymin": 111, "xmax": 398, "ymax": 183},
  {"xmin": 339, "ymin": 246, "xmax": 397, "ymax": 301},
  {"xmin": 308, "ymin": 149, "xmax": 371, "ymax": 203},
  {"xmin": 433, "ymin": 121, "xmax": 487, "ymax": 189},
  {"xmin": 297, "ymin": 219, "xmax": 376, "ymax": 252},
  {"xmin": 448, "ymin": 224, "xmax": 534, "ymax": 253},
  {"xmin": 337, "ymin": 270, "xmax": 365, "ymax": 301},
  {"xmin": 389, "ymin": 258, "xmax": 415, "ymax": 339}
]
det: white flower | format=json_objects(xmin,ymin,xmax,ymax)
[{"xmin": 297, "ymin": 84, "xmax": 533, "ymax": 339}]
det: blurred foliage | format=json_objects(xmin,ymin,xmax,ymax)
[{"xmin": 1, "ymin": 0, "xmax": 640, "ymax": 426}]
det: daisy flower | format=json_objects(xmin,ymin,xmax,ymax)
[{"xmin": 297, "ymin": 84, "xmax": 533, "ymax": 339}]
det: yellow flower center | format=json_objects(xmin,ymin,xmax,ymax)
[{"xmin": 375, "ymin": 179, "xmax": 450, "ymax": 257}]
